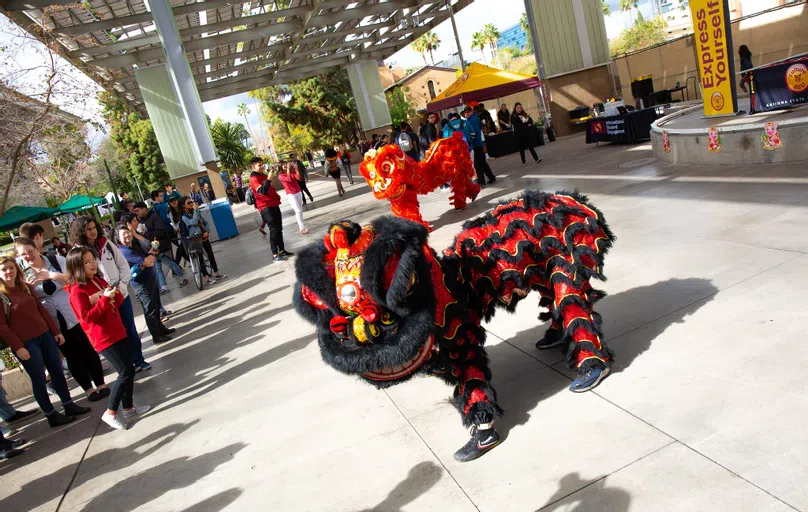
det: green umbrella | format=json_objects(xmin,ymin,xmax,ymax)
[
  {"xmin": 0, "ymin": 205, "xmax": 61, "ymax": 232},
  {"xmin": 57, "ymin": 195, "xmax": 107, "ymax": 214}
]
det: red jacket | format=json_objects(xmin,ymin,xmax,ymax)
[
  {"xmin": 249, "ymin": 171, "xmax": 281, "ymax": 210},
  {"xmin": 278, "ymin": 170, "xmax": 301, "ymax": 195},
  {"xmin": 68, "ymin": 276, "xmax": 126, "ymax": 353}
]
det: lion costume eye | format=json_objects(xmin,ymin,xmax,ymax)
[
  {"xmin": 381, "ymin": 160, "xmax": 393, "ymax": 174},
  {"xmin": 369, "ymin": 171, "xmax": 376, "ymax": 179}
]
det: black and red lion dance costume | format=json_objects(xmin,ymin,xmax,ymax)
[
  {"xmin": 359, "ymin": 132, "xmax": 480, "ymax": 231},
  {"xmin": 294, "ymin": 190, "xmax": 615, "ymax": 461}
]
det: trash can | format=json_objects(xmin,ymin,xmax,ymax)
[{"xmin": 207, "ymin": 199, "xmax": 239, "ymax": 241}]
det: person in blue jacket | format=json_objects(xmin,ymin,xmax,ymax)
[
  {"xmin": 462, "ymin": 106, "xmax": 496, "ymax": 187},
  {"xmin": 117, "ymin": 225, "xmax": 174, "ymax": 344}
]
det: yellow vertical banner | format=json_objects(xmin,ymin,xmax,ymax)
[{"xmin": 690, "ymin": 0, "xmax": 738, "ymax": 116}]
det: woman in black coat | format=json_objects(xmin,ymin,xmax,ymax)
[{"xmin": 510, "ymin": 102, "xmax": 541, "ymax": 165}]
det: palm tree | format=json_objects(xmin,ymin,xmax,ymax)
[
  {"xmin": 411, "ymin": 37, "xmax": 428, "ymax": 67},
  {"xmin": 471, "ymin": 31, "xmax": 488, "ymax": 64},
  {"xmin": 482, "ymin": 24, "xmax": 501, "ymax": 67},
  {"xmin": 415, "ymin": 31, "xmax": 441, "ymax": 66},
  {"xmin": 210, "ymin": 119, "xmax": 248, "ymax": 173},
  {"xmin": 519, "ymin": 13, "xmax": 533, "ymax": 55},
  {"xmin": 620, "ymin": 0, "xmax": 639, "ymax": 19},
  {"xmin": 602, "ymin": 1, "xmax": 612, "ymax": 16},
  {"xmin": 236, "ymin": 102, "xmax": 256, "ymax": 147}
]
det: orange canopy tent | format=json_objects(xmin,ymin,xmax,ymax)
[{"xmin": 426, "ymin": 62, "xmax": 541, "ymax": 111}]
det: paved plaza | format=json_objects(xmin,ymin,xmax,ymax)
[{"xmin": 2, "ymin": 134, "xmax": 808, "ymax": 511}]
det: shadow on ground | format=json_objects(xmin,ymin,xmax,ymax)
[
  {"xmin": 491, "ymin": 278, "xmax": 719, "ymax": 438},
  {"xmin": 359, "ymin": 461, "xmax": 443, "ymax": 512},
  {"xmin": 0, "ymin": 421, "xmax": 200, "ymax": 511},
  {"xmin": 537, "ymin": 472, "xmax": 631, "ymax": 512}
]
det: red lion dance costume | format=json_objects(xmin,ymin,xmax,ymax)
[
  {"xmin": 359, "ymin": 132, "xmax": 480, "ymax": 231},
  {"xmin": 294, "ymin": 190, "xmax": 616, "ymax": 462}
]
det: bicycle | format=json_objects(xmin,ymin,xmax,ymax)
[{"xmin": 183, "ymin": 238, "xmax": 212, "ymax": 290}]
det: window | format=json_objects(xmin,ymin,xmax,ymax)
[{"xmin": 427, "ymin": 80, "xmax": 436, "ymax": 100}]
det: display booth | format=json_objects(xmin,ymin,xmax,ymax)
[{"xmin": 426, "ymin": 63, "xmax": 548, "ymax": 158}]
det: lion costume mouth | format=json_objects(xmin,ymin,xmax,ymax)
[{"xmin": 361, "ymin": 335, "xmax": 435, "ymax": 381}]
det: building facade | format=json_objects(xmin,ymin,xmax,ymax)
[
  {"xmin": 384, "ymin": 66, "xmax": 458, "ymax": 113},
  {"xmin": 497, "ymin": 23, "xmax": 528, "ymax": 53}
]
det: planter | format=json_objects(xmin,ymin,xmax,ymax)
[{"xmin": 2, "ymin": 368, "xmax": 32, "ymax": 402}]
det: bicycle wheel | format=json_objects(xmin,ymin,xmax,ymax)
[{"xmin": 190, "ymin": 252, "xmax": 204, "ymax": 290}]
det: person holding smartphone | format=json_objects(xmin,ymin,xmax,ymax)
[
  {"xmin": 14, "ymin": 238, "xmax": 109, "ymax": 401},
  {"xmin": 117, "ymin": 225, "xmax": 175, "ymax": 343},
  {"xmin": 70, "ymin": 216, "xmax": 151, "ymax": 372},
  {"xmin": 0, "ymin": 256, "xmax": 90, "ymax": 427},
  {"xmin": 65, "ymin": 247, "xmax": 151, "ymax": 430}
]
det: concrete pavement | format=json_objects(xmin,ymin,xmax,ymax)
[{"xmin": 2, "ymin": 135, "xmax": 807, "ymax": 511}]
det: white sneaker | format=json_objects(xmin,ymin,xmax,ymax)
[
  {"xmin": 102, "ymin": 411, "xmax": 127, "ymax": 430},
  {"xmin": 122, "ymin": 405, "xmax": 152, "ymax": 419}
]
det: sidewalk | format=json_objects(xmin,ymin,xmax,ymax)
[{"xmin": 2, "ymin": 135, "xmax": 807, "ymax": 511}]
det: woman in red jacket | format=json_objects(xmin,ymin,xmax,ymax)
[
  {"xmin": 0, "ymin": 256, "xmax": 90, "ymax": 427},
  {"xmin": 66, "ymin": 247, "xmax": 151, "ymax": 430}
]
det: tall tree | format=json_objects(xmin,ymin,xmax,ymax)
[
  {"xmin": 0, "ymin": 16, "xmax": 99, "ymax": 213},
  {"xmin": 98, "ymin": 92, "xmax": 169, "ymax": 194},
  {"xmin": 609, "ymin": 16, "xmax": 667, "ymax": 57},
  {"xmin": 250, "ymin": 69, "xmax": 361, "ymax": 149},
  {"xmin": 31, "ymin": 122, "xmax": 101, "ymax": 202},
  {"xmin": 602, "ymin": 1, "xmax": 612, "ymax": 16},
  {"xmin": 519, "ymin": 13, "xmax": 534, "ymax": 55},
  {"xmin": 414, "ymin": 31, "xmax": 441, "ymax": 66},
  {"xmin": 620, "ymin": 0, "xmax": 640, "ymax": 19},
  {"xmin": 210, "ymin": 119, "xmax": 248, "ymax": 174},
  {"xmin": 483, "ymin": 24, "xmax": 501, "ymax": 66},
  {"xmin": 471, "ymin": 31, "xmax": 488, "ymax": 64},
  {"xmin": 236, "ymin": 102, "xmax": 256, "ymax": 147},
  {"xmin": 411, "ymin": 37, "xmax": 428, "ymax": 67},
  {"xmin": 385, "ymin": 86, "xmax": 416, "ymax": 127}
]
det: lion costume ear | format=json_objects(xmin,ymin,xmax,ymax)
[
  {"xmin": 362, "ymin": 216, "xmax": 434, "ymax": 316},
  {"xmin": 293, "ymin": 236, "xmax": 340, "ymax": 326}
]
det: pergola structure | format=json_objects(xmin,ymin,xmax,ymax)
[{"xmin": 1, "ymin": 0, "xmax": 472, "ymax": 114}]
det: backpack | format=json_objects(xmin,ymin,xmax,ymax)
[
  {"xmin": 449, "ymin": 120, "xmax": 470, "ymax": 147},
  {"xmin": 397, "ymin": 131, "xmax": 413, "ymax": 153},
  {"xmin": 245, "ymin": 186, "xmax": 255, "ymax": 206},
  {"xmin": 341, "ymin": 151, "xmax": 351, "ymax": 164},
  {"xmin": 328, "ymin": 159, "xmax": 339, "ymax": 172}
]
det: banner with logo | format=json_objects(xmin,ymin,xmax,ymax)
[
  {"xmin": 754, "ymin": 56, "xmax": 808, "ymax": 112},
  {"xmin": 690, "ymin": 0, "xmax": 738, "ymax": 116}
]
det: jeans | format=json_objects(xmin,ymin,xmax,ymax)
[
  {"xmin": 59, "ymin": 323, "xmax": 105, "ymax": 391},
  {"xmin": 154, "ymin": 250, "xmax": 184, "ymax": 290},
  {"xmin": 260, "ymin": 206, "xmax": 285, "ymax": 255},
  {"xmin": 0, "ymin": 375, "xmax": 15, "ymax": 421},
  {"xmin": 19, "ymin": 332, "xmax": 73, "ymax": 415},
  {"xmin": 473, "ymin": 146, "xmax": 495, "ymax": 184},
  {"xmin": 287, "ymin": 192, "xmax": 305, "ymax": 230},
  {"xmin": 132, "ymin": 272, "xmax": 163, "ymax": 339},
  {"xmin": 119, "ymin": 296, "xmax": 145, "ymax": 366},
  {"xmin": 100, "ymin": 340, "xmax": 134, "ymax": 411},
  {"xmin": 343, "ymin": 162, "xmax": 354, "ymax": 183}
]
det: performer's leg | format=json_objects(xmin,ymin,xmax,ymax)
[
  {"xmin": 390, "ymin": 188, "xmax": 431, "ymax": 231},
  {"xmin": 535, "ymin": 294, "xmax": 567, "ymax": 349},
  {"xmin": 446, "ymin": 326, "xmax": 504, "ymax": 462},
  {"xmin": 552, "ymin": 276, "xmax": 612, "ymax": 392}
]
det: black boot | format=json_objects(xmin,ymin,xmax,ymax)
[
  {"xmin": 63, "ymin": 402, "xmax": 92, "ymax": 416},
  {"xmin": 47, "ymin": 411, "xmax": 76, "ymax": 428},
  {"xmin": 159, "ymin": 323, "xmax": 176, "ymax": 335},
  {"xmin": 453, "ymin": 425, "xmax": 501, "ymax": 462},
  {"xmin": 0, "ymin": 444, "xmax": 24, "ymax": 459}
]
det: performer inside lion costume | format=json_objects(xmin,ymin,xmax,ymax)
[{"xmin": 294, "ymin": 190, "xmax": 615, "ymax": 461}]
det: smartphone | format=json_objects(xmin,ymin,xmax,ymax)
[{"xmin": 110, "ymin": 279, "xmax": 120, "ymax": 288}]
